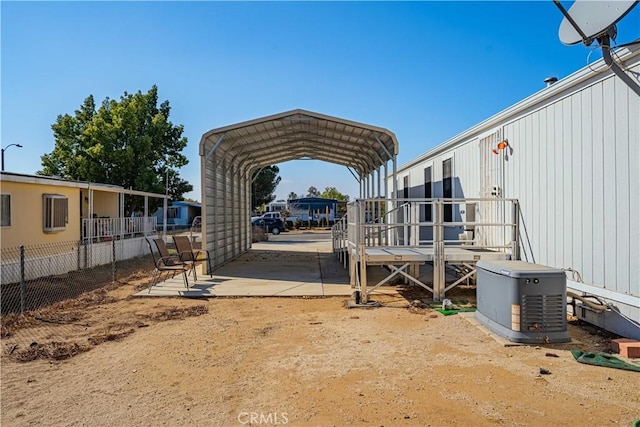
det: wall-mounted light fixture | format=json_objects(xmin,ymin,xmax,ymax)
[{"xmin": 492, "ymin": 139, "xmax": 511, "ymax": 156}]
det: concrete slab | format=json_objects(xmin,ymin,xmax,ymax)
[
  {"xmin": 134, "ymin": 232, "xmax": 359, "ymax": 298},
  {"xmin": 459, "ymin": 312, "xmax": 582, "ymax": 347},
  {"xmin": 135, "ymin": 275, "xmax": 356, "ymax": 298},
  {"xmin": 459, "ymin": 312, "xmax": 526, "ymax": 347}
]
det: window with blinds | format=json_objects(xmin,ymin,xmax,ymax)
[
  {"xmin": 43, "ymin": 194, "xmax": 68, "ymax": 232},
  {"xmin": 1, "ymin": 194, "xmax": 11, "ymax": 227}
]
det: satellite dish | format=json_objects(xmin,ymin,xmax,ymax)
[
  {"xmin": 557, "ymin": 0, "xmax": 637, "ymax": 46},
  {"xmin": 554, "ymin": 0, "xmax": 640, "ymax": 97}
]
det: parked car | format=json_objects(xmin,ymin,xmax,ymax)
[
  {"xmin": 191, "ymin": 216, "xmax": 201, "ymax": 228},
  {"xmin": 251, "ymin": 212, "xmax": 285, "ymax": 222},
  {"xmin": 251, "ymin": 217, "xmax": 285, "ymax": 235}
]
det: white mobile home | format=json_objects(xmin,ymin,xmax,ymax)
[{"xmin": 392, "ymin": 45, "xmax": 640, "ymax": 339}]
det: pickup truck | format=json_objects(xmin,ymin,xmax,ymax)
[
  {"xmin": 251, "ymin": 217, "xmax": 286, "ymax": 235},
  {"xmin": 251, "ymin": 212, "xmax": 284, "ymax": 222},
  {"xmin": 251, "ymin": 212, "xmax": 300, "ymax": 227}
]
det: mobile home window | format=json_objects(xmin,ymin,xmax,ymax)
[
  {"xmin": 443, "ymin": 158, "xmax": 453, "ymax": 222},
  {"xmin": 167, "ymin": 207, "xmax": 179, "ymax": 219},
  {"xmin": 43, "ymin": 194, "xmax": 68, "ymax": 232},
  {"xmin": 1, "ymin": 194, "xmax": 11, "ymax": 227},
  {"xmin": 424, "ymin": 167, "xmax": 432, "ymax": 222},
  {"xmin": 403, "ymin": 176, "xmax": 409, "ymax": 199}
]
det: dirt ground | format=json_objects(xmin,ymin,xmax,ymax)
[{"xmin": 1, "ymin": 252, "xmax": 639, "ymax": 426}]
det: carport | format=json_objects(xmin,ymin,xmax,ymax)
[{"xmin": 199, "ymin": 109, "xmax": 399, "ymax": 271}]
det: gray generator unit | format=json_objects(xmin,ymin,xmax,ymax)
[{"xmin": 475, "ymin": 260, "xmax": 571, "ymax": 344}]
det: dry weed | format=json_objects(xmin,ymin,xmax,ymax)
[
  {"xmin": 88, "ymin": 328, "xmax": 136, "ymax": 345},
  {"xmin": 12, "ymin": 342, "xmax": 90, "ymax": 362},
  {"xmin": 1, "ymin": 313, "xmax": 41, "ymax": 338},
  {"xmin": 144, "ymin": 305, "xmax": 209, "ymax": 321}
]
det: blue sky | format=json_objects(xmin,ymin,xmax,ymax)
[{"xmin": 2, "ymin": 1, "xmax": 639, "ymax": 201}]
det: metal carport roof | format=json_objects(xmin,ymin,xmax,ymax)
[
  {"xmin": 198, "ymin": 109, "xmax": 399, "ymax": 270},
  {"xmin": 200, "ymin": 109, "xmax": 398, "ymax": 177}
]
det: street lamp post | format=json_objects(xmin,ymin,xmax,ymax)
[{"xmin": 1, "ymin": 144, "xmax": 23, "ymax": 171}]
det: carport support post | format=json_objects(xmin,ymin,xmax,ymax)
[
  {"xmin": 366, "ymin": 174, "xmax": 370, "ymax": 199},
  {"xmin": 392, "ymin": 156, "xmax": 398, "ymax": 246},
  {"xmin": 384, "ymin": 162, "xmax": 388, "ymax": 245},
  {"xmin": 230, "ymin": 163, "xmax": 236, "ymax": 258},
  {"xmin": 373, "ymin": 170, "xmax": 377, "ymax": 214},
  {"xmin": 363, "ymin": 175, "xmax": 367, "ymax": 199}
]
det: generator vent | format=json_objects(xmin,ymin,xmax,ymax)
[{"xmin": 521, "ymin": 294, "xmax": 565, "ymax": 332}]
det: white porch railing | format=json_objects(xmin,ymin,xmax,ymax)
[{"xmin": 82, "ymin": 216, "xmax": 157, "ymax": 242}]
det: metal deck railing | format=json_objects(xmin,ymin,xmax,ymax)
[{"xmin": 332, "ymin": 198, "xmax": 520, "ymax": 302}]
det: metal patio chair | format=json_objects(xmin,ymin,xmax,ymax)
[
  {"xmin": 172, "ymin": 235, "xmax": 213, "ymax": 278},
  {"xmin": 146, "ymin": 237, "xmax": 195, "ymax": 292}
]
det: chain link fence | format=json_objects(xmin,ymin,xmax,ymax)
[{"xmin": 1, "ymin": 236, "xmax": 156, "ymax": 316}]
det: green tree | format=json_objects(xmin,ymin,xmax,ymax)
[
  {"xmin": 39, "ymin": 85, "xmax": 192, "ymax": 213},
  {"xmin": 306, "ymin": 186, "xmax": 320, "ymax": 197},
  {"xmin": 287, "ymin": 192, "xmax": 298, "ymax": 200},
  {"xmin": 252, "ymin": 166, "xmax": 281, "ymax": 209},
  {"xmin": 320, "ymin": 186, "xmax": 350, "ymax": 201}
]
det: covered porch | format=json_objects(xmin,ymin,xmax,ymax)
[{"xmin": 80, "ymin": 184, "xmax": 169, "ymax": 243}]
